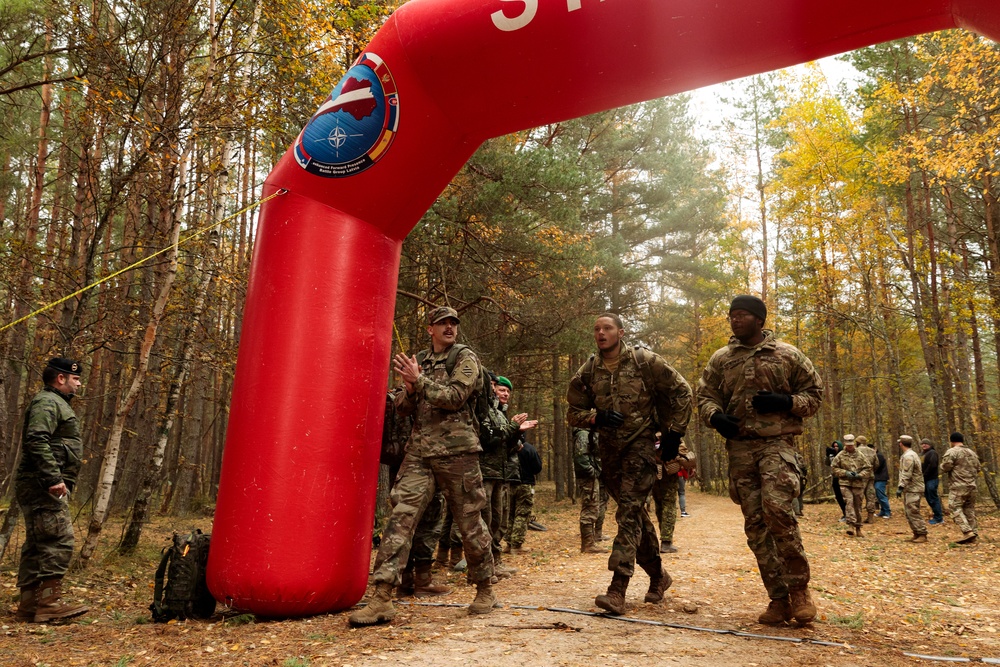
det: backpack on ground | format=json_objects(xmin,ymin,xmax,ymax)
[
  {"xmin": 416, "ymin": 343, "xmax": 499, "ymax": 450},
  {"xmin": 150, "ymin": 529, "xmax": 217, "ymax": 622}
]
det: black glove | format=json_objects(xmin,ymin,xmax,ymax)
[
  {"xmin": 847, "ymin": 470, "xmax": 858, "ymax": 479},
  {"xmin": 709, "ymin": 412, "xmax": 741, "ymax": 439},
  {"xmin": 896, "ymin": 486, "xmax": 903, "ymax": 498},
  {"xmin": 659, "ymin": 431, "xmax": 683, "ymax": 462},
  {"xmin": 751, "ymin": 391, "xmax": 793, "ymax": 414},
  {"xmin": 594, "ymin": 409, "xmax": 625, "ymax": 429}
]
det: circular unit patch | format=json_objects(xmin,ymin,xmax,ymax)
[{"xmin": 294, "ymin": 53, "xmax": 399, "ymax": 178}]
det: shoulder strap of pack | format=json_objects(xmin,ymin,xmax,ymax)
[
  {"xmin": 632, "ymin": 345, "xmax": 658, "ymax": 393},
  {"xmin": 150, "ymin": 546, "xmax": 172, "ymax": 620},
  {"xmin": 445, "ymin": 343, "xmax": 468, "ymax": 376}
]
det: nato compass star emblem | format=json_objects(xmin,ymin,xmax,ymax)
[{"xmin": 294, "ymin": 52, "xmax": 399, "ymax": 178}]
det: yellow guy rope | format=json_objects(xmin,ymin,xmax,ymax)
[
  {"xmin": 392, "ymin": 320, "xmax": 407, "ymax": 357},
  {"xmin": 0, "ymin": 189, "xmax": 287, "ymax": 334}
]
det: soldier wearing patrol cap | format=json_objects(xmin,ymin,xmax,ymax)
[
  {"xmin": 350, "ymin": 306, "xmax": 497, "ymax": 626},
  {"xmin": 15, "ymin": 357, "xmax": 89, "ymax": 623}
]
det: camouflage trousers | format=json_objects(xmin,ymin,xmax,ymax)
[
  {"xmin": 507, "ymin": 483, "xmax": 533, "ymax": 547},
  {"xmin": 864, "ymin": 478, "xmax": 877, "ymax": 515},
  {"xmin": 727, "ymin": 438, "xmax": 809, "ymax": 600},
  {"xmin": 373, "ymin": 452, "xmax": 494, "ymax": 586},
  {"xmin": 948, "ymin": 485, "xmax": 977, "ymax": 534},
  {"xmin": 599, "ymin": 437, "xmax": 661, "ymax": 579},
  {"xmin": 578, "ymin": 476, "xmax": 602, "ymax": 526},
  {"xmin": 902, "ymin": 492, "xmax": 927, "ymax": 536},
  {"xmin": 651, "ymin": 473, "xmax": 679, "ymax": 543},
  {"xmin": 482, "ymin": 479, "xmax": 510, "ymax": 558},
  {"xmin": 406, "ymin": 490, "xmax": 446, "ymax": 568},
  {"xmin": 16, "ymin": 481, "xmax": 75, "ymax": 588},
  {"xmin": 841, "ymin": 483, "xmax": 864, "ymax": 528}
]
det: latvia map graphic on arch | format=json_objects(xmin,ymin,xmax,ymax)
[{"xmin": 294, "ymin": 53, "xmax": 399, "ymax": 179}]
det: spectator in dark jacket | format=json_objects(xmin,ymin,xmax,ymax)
[
  {"xmin": 506, "ymin": 440, "xmax": 542, "ymax": 554},
  {"xmin": 873, "ymin": 447, "xmax": 891, "ymax": 518},
  {"xmin": 921, "ymin": 439, "xmax": 944, "ymax": 523}
]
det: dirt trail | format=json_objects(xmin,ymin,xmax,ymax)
[{"xmin": 3, "ymin": 483, "xmax": 999, "ymax": 666}]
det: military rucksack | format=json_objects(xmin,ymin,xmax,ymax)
[
  {"xmin": 150, "ymin": 530, "xmax": 216, "ymax": 622},
  {"xmin": 416, "ymin": 343, "xmax": 499, "ymax": 450},
  {"xmin": 380, "ymin": 390, "xmax": 412, "ymax": 470},
  {"xmin": 579, "ymin": 344, "xmax": 663, "ymax": 432}
]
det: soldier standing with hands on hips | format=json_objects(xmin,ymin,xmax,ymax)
[
  {"xmin": 697, "ymin": 295, "xmax": 823, "ymax": 626},
  {"xmin": 567, "ymin": 312, "xmax": 692, "ymax": 615},
  {"xmin": 16, "ymin": 357, "xmax": 90, "ymax": 623}
]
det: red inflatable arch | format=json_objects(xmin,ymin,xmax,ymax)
[{"xmin": 208, "ymin": 0, "xmax": 1000, "ymax": 616}]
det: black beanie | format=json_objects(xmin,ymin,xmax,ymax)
[
  {"xmin": 950, "ymin": 432, "xmax": 964, "ymax": 443},
  {"xmin": 729, "ymin": 295, "xmax": 767, "ymax": 322}
]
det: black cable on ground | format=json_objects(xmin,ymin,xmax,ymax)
[{"xmin": 394, "ymin": 600, "xmax": 1000, "ymax": 662}]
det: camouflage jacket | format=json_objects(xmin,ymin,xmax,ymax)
[
  {"xmin": 898, "ymin": 448, "xmax": 925, "ymax": 493},
  {"xmin": 697, "ymin": 330, "xmax": 823, "ymax": 439},
  {"xmin": 17, "ymin": 386, "xmax": 83, "ymax": 490},
  {"xmin": 941, "ymin": 446, "xmax": 981, "ymax": 489},
  {"xmin": 566, "ymin": 343, "xmax": 692, "ymax": 451},
  {"xmin": 395, "ymin": 345, "xmax": 481, "ymax": 457},
  {"xmin": 831, "ymin": 449, "xmax": 871, "ymax": 488},
  {"xmin": 573, "ymin": 428, "xmax": 600, "ymax": 479},
  {"xmin": 859, "ymin": 444, "xmax": 878, "ymax": 470},
  {"xmin": 480, "ymin": 401, "xmax": 521, "ymax": 481}
]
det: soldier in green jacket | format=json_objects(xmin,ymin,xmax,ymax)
[
  {"xmin": 567, "ymin": 313, "xmax": 692, "ymax": 615},
  {"xmin": 698, "ymin": 295, "xmax": 823, "ymax": 627},
  {"xmin": 16, "ymin": 357, "xmax": 89, "ymax": 623}
]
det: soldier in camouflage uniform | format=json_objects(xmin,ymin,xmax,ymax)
[
  {"xmin": 940, "ymin": 432, "xmax": 981, "ymax": 544},
  {"xmin": 507, "ymin": 439, "xmax": 542, "ymax": 553},
  {"xmin": 480, "ymin": 373, "xmax": 536, "ymax": 576},
  {"xmin": 896, "ymin": 435, "xmax": 927, "ymax": 543},
  {"xmin": 350, "ymin": 307, "xmax": 497, "ymax": 626},
  {"xmin": 698, "ymin": 295, "xmax": 823, "ymax": 626},
  {"xmin": 567, "ymin": 313, "xmax": 692, "ymax": 615},
  {"xmin": 574, "ymin": 428, "xmax": 606, "ymax": 553},
  {"xmin": 831, "ymin": 435, "xmax": 872, "ymax": 537},
  {"xmin": 16, "ymin": 358, "xmax": 89, "ymax": 623},
  {"xmin": 651, "ymin": 440, "xmax": 697, "ymax": 553},
  {"xmin": 855, "ymin": 435, "xmax": 879, "ymax": 523}
]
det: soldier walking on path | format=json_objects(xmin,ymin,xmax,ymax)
[
  {"xmin": 16, "ymin": 357, "xmax": 90, "ymax": 624},
  {"xmin": 574, "ymin": 428, "xmax": 606, "ymax": 554},
  {"xmin": 897, "ymin": 435, "xmax": 928, "ymax": 543},
  {"xmin": 350, "ymin": 307, "xmax": 496, "ymax": 626},
  {"xmin": 831, "ymin": 435, "xmax": 872, "ymax": 537},
  {"xmin": 855, "ymin": 435, "xmax": 878, "ymax": 523},
  {"xmin": 940, "ymin": 432, "xmax": 981, "ymax": 545},
  {"xmin": 697, "ymin": 295, "xmax": 823, "ymax": 627},
  {"xmin": 567, "ymin": 313, "xmax": 692, "ymax": 615},
  {"xmin": 651, "ymin": 440, "xmax": 697, "ymax": 553},
  {"xmin": 921, "ymin": 438, "xmax": 945, "ymax": 524}
]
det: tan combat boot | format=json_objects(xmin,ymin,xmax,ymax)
[
  {"xmin": 435, "ymin": 543, "xmax": 450, "ymax": 568},
  {"xmin": 449, "ymin": 546, "xmax": 464, "ymax": 569},
  {"xmin": 413, "ymin": 564, "xmax": 452, "ymax": 598},
  {"xmin": 659, "ymin": 539, "xmax": 677, "ymax": 554},
  {"xmin": 757, "ymin": 596, "xmax": 792, "ymax": 625},
  {"xmin": 643, "ymin": 565, "xmax": 673, "ymax": 603},
  {"xmin": 788, "ymin": 587, "xmax": 816, "ymax": 625},
  {"xmin": 909, "ymin": 533, "xmax": 928, "ymax": 543},
  {"xmin": 855, "ymin": 524, "xmax": 863, "ymax": 538},
  {"xmin": 33, "ymin": 579, "xmax": 88, "ymax": 623},
  {"xmin": 508, "ymin": 543, "xmax": 526, "ymax": 555},
  {"xmin": 580, "ymin": 524, "xmax": 604, "ymax": 554},
  {"xmin": 957, "ymin": 532, "xmax": 978, "ymax": 545},
  {"xmin": 595, "ymin": 572, "xmax": 630, "ymax": 615},
  {"xmin": 396, "ymin": 568, "xmax": 415, "ymax": 597},
  {"xmin": 595, "ymin": 519, "xmax": 610, "ymax": 542},
  {"xmin": 16, "ymin": 584, "xmax": 38, "ymax": 623},
  {"xmin": 348, "ymin": 582, "xmax": 397, "ymax": 626},
  {"xmin": 468, "ymin": 580, "xmax": 497, "ymax": 614},
  {"xmin": 493, "ymin": 554, "xmax": 518, "ymax": 580},
  {"xmin": 865, "ymin": 511, "xmax": 875, "ymax": 524}
]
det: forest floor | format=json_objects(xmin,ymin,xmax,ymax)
[{"xmin": 2, "ymin": 483, "xmax": 999, "ymax": 667}]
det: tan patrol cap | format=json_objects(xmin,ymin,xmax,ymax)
[
  {"xmin": 428, "ymin": 306, "xmax": 460, "ymax": 324},
  {"xmin": 898, "ymin": 435, "xmax": 913, "ymax": 446},
  {"xmin": 842, "ymin": 434, "xmax": 855, "ymax": 444}
]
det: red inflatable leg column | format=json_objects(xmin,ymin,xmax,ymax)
[{"xmin": 207, "ymin": 188, "xmax": 400, "ymax": 616}]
